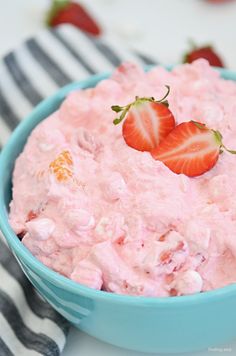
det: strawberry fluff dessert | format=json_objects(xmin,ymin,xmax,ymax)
[{"xmin": 9, "ymin": 60, "xmax": 236, "ymax": 297}]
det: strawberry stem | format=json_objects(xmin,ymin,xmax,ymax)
[
  {"xmin": 221, "ymin": 145, "xmax": 236, "ymax": 154},
  {"xmin": 212, "ymin": 130, "xmax": 223, "ymax": 145},
  {"xmin": 192, "ymin": 121, "xmax": 236, "ymax": 155},
  {"xmin": 212, "ymin": 130, "xmax": 236, "ymax": 154},
  {"xmin": 112, "ymin": 85, "xmax": 170, "ymax": 125},
  {"xmin": 158, "ymin": 85, "xmax": 170, "ymax": 102},
  {"xmin": 46, "ymin": 0, "xmax": 69, "ymax": 26}
]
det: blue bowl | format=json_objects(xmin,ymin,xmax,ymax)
[{"xmin": 1, "ymin": 67, "xmax": 236, "ymax": 354}]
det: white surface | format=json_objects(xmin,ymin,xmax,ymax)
[
  {"xmin": 1, "ymin": 0, "xmax": 236, "ymax": 68},
  {"xmin": 1, "ymin": 0, "xmax": 236, "ymax": 355}
]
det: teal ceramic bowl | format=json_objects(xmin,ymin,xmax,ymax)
[{"xmin": 1, "ymin": 67, "xmax": 236, "ymax": 354}]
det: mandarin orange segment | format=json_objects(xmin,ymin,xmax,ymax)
[{"xmin": 49, "ymin": 150, "xmax": 73, "ymax": 182}]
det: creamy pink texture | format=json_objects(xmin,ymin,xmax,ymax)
[{"xmin": 9, "ymin": 60, "xmax": 236, "ymax": 297}]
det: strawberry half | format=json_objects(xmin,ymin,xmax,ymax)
[
  {"xmin": 151, "ymin": 121, "xmax": 236, "ymax": 177},
  {"xmin": 112, "ymin": 86, "xmax": 175, "ymax": 152},
  {"xmin": 46, "ymin": 0, "xmax": 101, "ymax": 36}
]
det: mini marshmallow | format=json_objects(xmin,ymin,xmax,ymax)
[
  {"xmin": 26, "ymin": 218, "xmax": 55, "ymax": 241},
  {"xmin": 66, "ymin": 208, "xmax": 95, "ymax": 232},
  {"xmin": 172, "ymin": 270, "xmax": 203, "ymax": 295}
]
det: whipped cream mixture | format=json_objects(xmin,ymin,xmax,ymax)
[{"xmin": 9, "ymin": 60, "xmax": 236, "ymax": 297}]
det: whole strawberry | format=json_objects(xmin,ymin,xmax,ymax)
[
  {"xmin": 46, "ymin": 0, "xmax": 101, "ymax": 36},
  {"xmin": 112, "ymin": 86, "xmax": 175, "ymax": 152},
  {"xmin": 206, "ymin": 0, "xmax": 233, "ymax": 3},
  {"xmin": 183, "ymin": 44, "xmax": 224, "ymax": 67}
]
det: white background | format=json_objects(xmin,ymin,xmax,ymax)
[
  {"xmin": 1, "ymin": 0, "xmax": 236, "ymax": 355},
  {"xmin": 1, "ymin": 0, "xmax": 236, "ymax": 69}
]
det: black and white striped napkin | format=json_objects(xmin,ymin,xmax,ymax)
[{"xmin": 0, "ymin": 25, "xmax": 157, "ymax": 355}]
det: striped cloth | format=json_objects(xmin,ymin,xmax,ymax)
[{"xmin": 0, "ymin": 25, "xmax": 157, "ymax": 355}]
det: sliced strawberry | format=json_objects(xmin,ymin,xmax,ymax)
[
  {"xmin": 46, "ymin": 1, "xmax": 101, "ymax": 36},
  {"xmin": 112, "ymin": 86, "xmax": 175, "ymax": 152},
  {"xmin": 151, "ymin": 121, "xmax": 236, "ymax": 177},
  {"xmin": 122, "ymin": 102, "xmax": 176, "ymax": 152}
]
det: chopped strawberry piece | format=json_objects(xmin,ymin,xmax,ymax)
[
  {"xmin": 152, "ymin": 121, "xmax": 236, "ymax": 177},
  {"xmin": 159, "ymin": 234, "xmax": 166, "ymax": 242},
  {"xmin": 160, "ymin": 250, "xmax": 172, "ymax": 263},
  {"xmin": 116, "ymin": 236, "xmax": 125, "ymax": 245},
  {"xmin": 27, "ymin": 210, "xmax": 38, "ymax": 221},
  {"xmin": 165, "ymin": 273, "xmax": 175, "ymax": 284},
  {"xmin": 170, "ymin": 288, "xmax": 178, "ymax": 296},
  {"xmin": 176, "ymin": 241, "xmax": 185, "ymax": 251},
  {"xmin": 112, "ymin": 86, "xmax": 175, "ymax": 152}
]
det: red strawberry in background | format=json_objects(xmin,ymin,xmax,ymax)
[
  {"xmin": 112, "ymin": 86, "xmax": 175, "ymax": 152},
  {"xmin": 206, "ymin": 0, "xmax": 233, "ymax": 3},
  {"xmin": 151, "ymin": 121, "xmax": 236, "ymax": 177},
  {"xmin": 46, "ymin": 0, "xmax": 101, "ymax": 36},
  {"xmin": 183, "ymin": 43, "xmax": 224, "ymax": 67}
]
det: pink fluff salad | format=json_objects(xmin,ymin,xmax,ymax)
[{"xmin": 9, "ymin": 60, "xmax": 236, "ymax": 297}]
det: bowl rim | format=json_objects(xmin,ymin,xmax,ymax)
[{"xmin": 1, "ymin": 65, "xmax": 236, "ymax": 306}]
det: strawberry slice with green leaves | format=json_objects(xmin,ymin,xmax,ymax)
[
  {"xmin": 112, "ymin": 86, "xmax": 175, "ymax": 152},
  {"xmin": 151, "ymin": 121, "xmax": 236, "ymax": 177}
]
